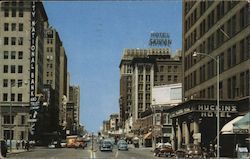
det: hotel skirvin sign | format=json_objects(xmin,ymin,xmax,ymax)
[{"xmin": 170, "ymin": 101, "xmax": 238, "ymax": 118}]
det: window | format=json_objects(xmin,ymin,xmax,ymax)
[
  {"xmin": 174, "ymin": 75, "xmax": 178, "ymax": 82},
  {"xmin": 138, "ymin": 75, "xmax": 143, "ymax": 82},
  {"xmin": 12, "ymin": 9, "xmax": 16, "ymax": 17},
  {"xmin": 19, "ymin": 10, "xmax": 23, "ymax": 17},
  {"xmin": 168, "ymin": 75, "xmax": 171, "ymax": 81},
  {"xmin": 18, "ymin": 37, "xmax": 23, "ymax": 45},
  {"xmin": 240, "ymin": 72, "xmax": 245, "ymax": 97},
  {"xmin": 46, "ymin": 72, "xmax": 49, "ymax": 77},
  {"xmin": 18, "ymin": 51, "xmax": 23, "ymax": 59},
  {"xmin": 11, "ymin": 51, "xmax": 16, "ymax": 59},
  {"xmin": 160, "ymin": 66, "xmax": 164, "ymax": 72},
  {"xmin": 21, "ymin": 116, "xmax": 25, "ymax": 125},
  {"xmin": 160, "ymin": 75, "xmax": 164, "ymax": 81},
  {"xmin": 3, "ymin": 93, "xmax": 8, "ymax": 101},
  {"xmin": 4, "ymin": 116, "xmax": 14, "ymax": 124},
  {"xmin": 11, "ymin": 37, "xmax": 16, "ymax": 45},
  {"xmin": 4, "ymin": 37, "xmax": 9, "ymax": 45},
  {"xmin": 173, "ymin": 66, "xmax": 178, "ymax": 72},
  {"xmin": 3, "ymin": 65, "xmax": 8, "ymax": 73},
  {"xmin": 11, "ymin": 65, "xmax": 15, "ymax": 73},
  {"xmin": 4, "ymin": 51, "xmax": 8, "ymax": 59},
  {"xmin": 4, "ymin": 130, "xmax": 14, "ymax": 140},
  {"xmin": 138, "ymin": 84, "xmax": 143, "ymax": 91},
  {"xmin": 168, "ymin": 66, "xmax": 171, "ymax": 72},
  {"xmin": 18, "ymin": 94, "xmax": 22, "ymax": 102},
  {"xmin": 20, "ymin": 131, "xmax": 24, "ymax": 140},
  {"xmin": 146, "ymin": 75, "xmax": 150, "ymax": 82},
  {"xmin": 17, "ymin": 79, "xmax": 23, "ymax": 87},
  {"xmin": 4, "ymin": 23, "xmax": 9, "ymax": 31},
  {"xmin": 18, "ymin": 65, "xmax": 23, "ymax": 73},
  {"xmin": 11, "ymin": 93, "xmax": 15, "ymax": 101},
  {"xmin": 3, "ymin": 79, "xmax": 8, "ymax": 87},
  {"xmin": 138, "ymin": 93, "xmax": 143, "ymax": 100},
  {"xmin": 11, "ymin": 23, "xmax": 16, "ymax": 31},
  {"xmin": 4, "ymin": 9, "xmax": 9, "ymax": 17},
  {"xmin": 19, "ymin": 23, "xmax": 23, "ymax": 31}
]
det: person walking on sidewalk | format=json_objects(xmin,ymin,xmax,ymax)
[
  {"xmin": 21, "ymin": 140, "xmax": 25, "ymax": 149},
  {"xmin": 25, "ymin": 141, "xmax": 30, "ymax": 151}
]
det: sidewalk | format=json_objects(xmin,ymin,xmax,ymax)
[{"xmin": 7, "ymin": 149, "xmax": 27, "ymax": 155}]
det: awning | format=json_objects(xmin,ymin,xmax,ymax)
[
  {"xmin": 144, "ymin": 132, "xmax": 152, "ymax": 139},
  {"xmin": 221, "ymin": 116, "xmax": 243, "ymax": 134},
  {"xmin": 233, "ymin": 112, "xmax": 250, "ymax": 129}
]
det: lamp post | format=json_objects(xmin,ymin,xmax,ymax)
[
  {"xmin": 193, "ymin": 51, "xmax": 220, "ymax": 158},
  {"xmin": 9, "ymin": 80, "xmax": 28, "ymax": 152}
]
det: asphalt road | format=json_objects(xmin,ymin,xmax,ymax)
[{"xmin": 7, "ymin": 143, "xmax": 175, "ymax": 159}]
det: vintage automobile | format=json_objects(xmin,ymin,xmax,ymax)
[
  {"xmin": 175, "ymin": 144, "xmax": 205, "ymax": 159},
  {"xmin": 117, "ymin": 140, "xmax": 128, "ymax": 151},
  {"xmin": 99, "ymin": 140, "xmax": 113, "ymax": 152},
  {"xmin": 153, "ymin": 143, "xmax": 174, "ymax": 157}
]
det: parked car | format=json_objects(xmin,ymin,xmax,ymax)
[
  {"xmin": 153, "ymin": 143, "xmax": 174, "ymax": 157},
  {"xmin": 0, "ymin": 140, "xmax": 8, "ymax": 157},
  {"xmin": 117, "ymin": 141, "xmax": 128, "ymax": 151},
  {"xmin": 99, "ymin": 140, "xmax": 113, "ymax": 152},
  {"xmin": 175, "ymin": 144, "xmax": 205, "ymax": 159},
  {"xmin": 60, "ymin": 140, "xmax": 67, "ymax": 148}
]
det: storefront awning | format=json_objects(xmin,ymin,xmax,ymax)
[
  {"xmin": 221, "ymin": 116, "xmax": 243, "ymax": 134},
  {"xmin": 144, "ymin": 132, "xmax": 152, "ymax": 139},
  {"xmin": 233, "ymin": 112, "xmax": 250, "ymax": 130}
]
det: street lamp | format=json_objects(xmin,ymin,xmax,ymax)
[
  {"xmin": 193, "ymin": 51, "xmax": 220, "ymax": 158},
  {"xmin": 9, "ymin": 80, "xmax": 28, "ymax": 152}
]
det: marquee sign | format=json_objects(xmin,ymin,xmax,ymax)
[
  {"xmin": 170, "ymin": 102, "xmax": 238, "ymax": 118},
  {"xmin": 149, "ymin": 32, "xmax": 172, "ymax": 47}
]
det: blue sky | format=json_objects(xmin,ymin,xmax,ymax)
[{"xmin": 44, "ymin": 1, "xmax": 182, "ymax": 133}]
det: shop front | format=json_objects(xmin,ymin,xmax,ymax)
[{"xmin": 168, "ymin": 99, "xmax": 239, "ymax": 157}]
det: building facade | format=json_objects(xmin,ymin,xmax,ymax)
[
  {"xmin": 67, "ymin": 85, "xmax": 80, "ymax": 135},
  {"xmin": 119, "ymin": 48, "xmax": 182, "ymax": 135},
  {"xmin": 0, "ymin": 1, "xmax": 48, "ymax": 141},
  {"xmin": 169, "ymin": 1, "xmax": 250, "ymax": 157}
]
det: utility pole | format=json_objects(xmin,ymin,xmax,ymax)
[{"xmin": 91, "ymin": 132, "xmax": 94, "ymax": 151}]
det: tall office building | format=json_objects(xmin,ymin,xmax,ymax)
[
  {"xmin": 0, "ymin": 1, "xmax": 48, "ymax": 140},
  {"xmin": 168, "ymin": 1, "xmax": 249, "ymax": 156},
  {"xmin": 119, "ymin": 48, "xmax": 182, "ymax": 132},
  {"xmin": 67, "ymin": 85, "xmax": 80, "ymax": 134},
  {"xmin": 59, "ymin": 46, "xmax": 68, "ymax": 130},
  {"xmin": 182, "ymin": 1, "xmax": 249, "ymax": 111},
  {"xmin": 43, "ymin": 24, "xmax": 62, "ymax": 130}
]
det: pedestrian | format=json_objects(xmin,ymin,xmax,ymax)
[
  {"xmin": 25, "ymin": 140, "xmax": 30, "ymax": 151},
  {"xmin": 22, "ymin": 140, "xmax": 25, "ymax": 149},
  {"xmin": 16, "ymin": 141, "xmax": 20, "ymax": 150}
]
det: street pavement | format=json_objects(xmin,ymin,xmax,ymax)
[{"xmin": 5, "ymin": 144, "xmax": 248, "ymax": 159}]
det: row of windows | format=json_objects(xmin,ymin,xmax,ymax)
[
  {"xmin": 47, "ymin": 39, "xmax": 53, "ymax": 44},
  {"xmin": 2, "ymin": 115, "xmax": 26, "ymax": 125},
  {"xmin": 185, "ymin": 35, "xmax": 249, "ymax": 72},
  {"xmin": 2, "ymin": 51, "xmax": 23, "ymax": 59},
  {"xmin": 158, "ymin": 65, "xmax": 179, "ymax": 72},
  {"xmin": 2, "ymin": 79, "xmax": 24, "ymax": 88},
  {"xmin": 3, "ymin": 37, "xmax": 24, "ymax": 45},
  {"xmin": 191, "ymin": 70, "xmax": 249, "ymax": 100},
  {"xmin": 185, "ymin": 1, "xmax": 239, "ymax": 33},
  {"xmin": 2, "ymin": 93, "xmax": 23, "ymax": 102},
  {"xmin": 3, "ymin": 65, "xmax": 23, "ymax": 74},
  {"xmin": 2, "ymin": 1, "xmax": 24, "ymax": 7},
  {"xmin": 47, "ymin": 47, "xmax": 53, "ymax": 52},
  {"xmin": 155, "ymin": 75, "xmax": 178, "ymax": 82},
  {"xmin": 138, "ymin": 93, "xmax": 150, "ymax": 101},
  {"xmin": 4, "ymin": 23, "xmax": 23, "ymax": 32},
  {"xmin": 185, "ymin": 3, "xmax": 248, "ymax": 52},
  {"xmin": 4, "ymin": 9, "xmax": 23, "ymax": 18},
  {"xmin": 138, "ymin": 84, "xmax": 151, "ymax": 92},
  {"xmin": 3, "ymin": 130, "xmax": 26, "ymax": 140}
]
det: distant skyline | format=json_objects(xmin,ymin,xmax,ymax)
[{"xmin": 44, "ymin": 1, "xmax": 182, "ymax": 132}]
